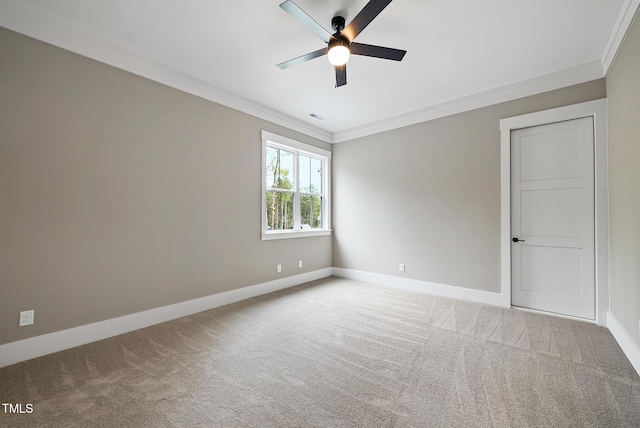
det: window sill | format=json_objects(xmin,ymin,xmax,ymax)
[{"xmin": 261, "ymin": 229, "xmax": 332, "ymax": 240}]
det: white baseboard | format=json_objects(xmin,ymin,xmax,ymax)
[
  {"xmin": 0, "ymin": 268, "xmax": 333, "ymax": 368},
  {"xmin": 10, "ymin": 268, "xmax": 635, "ymax": 375},
  {"xmin": 332, "ymin": 268, "xmax": 503, "ymax": 307},
  {"xmin": 607, "ymin": 311, "xmax": 640, "ymax": 376}
]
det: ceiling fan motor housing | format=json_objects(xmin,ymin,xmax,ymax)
[
  {"xmin": 331, "ymin": 16, "xmax": 346, "ymax": 34},
  {"xmin": 328, "ymin": 34, "xmax": 350, "ymax": 50}
]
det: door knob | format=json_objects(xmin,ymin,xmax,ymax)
[{"xmin": 512, "ymin": 237, "xmax": 525, "ymax": 243}]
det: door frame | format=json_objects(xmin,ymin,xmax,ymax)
[{"xmin": 499, "ymin": 99, "xmax": 609, "ymax": 326}]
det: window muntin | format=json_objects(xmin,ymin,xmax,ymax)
[{"xmin": 261, "ymin": 131, "xmax": 331, "ymax": 240}]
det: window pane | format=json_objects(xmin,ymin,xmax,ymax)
[
  {"xmin": 310, "ymin": 157, "xmax": 323, "ymax": 194},
  {"xmin": 299, "ymin": 155, "xmax": 311, "ymax": 192},
  {"xmin": 266, "ymin": 146, "xmax": 294, "ymax": 190},
  {"xmin": 300, "ymin": 195, "xmax": 323, "ymax": 229},
  {"xmin": 266, "ymin": 191, "xmax": 294, "ymax": 230},
  {"xmin": 299, "ymin": 155, "xmax": 322, "ymax": 194}
]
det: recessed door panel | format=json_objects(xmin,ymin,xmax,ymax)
[
  {"xmin": 520, "ymin": 246, "xmax": 583, "ymax": 299},
  {"xmin": 520, "ymin": 188, "xmax": 582, "ymax": 238},
  {"xmin": 519, "ymin": 128, "xmax": 582, "ymax": 181}
]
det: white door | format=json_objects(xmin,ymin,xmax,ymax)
[{"xmin": 511, "ymin": 117, "xmax": 595, "ymax": 319}]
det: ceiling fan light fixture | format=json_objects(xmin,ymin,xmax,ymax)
[
  {"xmin": 328, "ymin": 38, "xmax": 350, "ymax": 66},
  {"xmin": 278, "ymin": 0, "xmax": 407, "ymax": 87}
]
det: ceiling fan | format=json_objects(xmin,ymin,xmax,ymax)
[{"xmin": 277, "ymin": 0, "xmax": 407, "ymax": 87}]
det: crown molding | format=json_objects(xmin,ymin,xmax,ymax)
[
  {"xmin": 1, "ymin": 1, "xmax": 633, "ymax": 145},
  {"xmin": 331, "ymin": 60, "xmax": 604, "ymax": 143},
  {"xmin": 602, "ymin": 0, "xmax": 640, "ymax": 75},
  {"xmin": 0, "ymin": 1, "xmax": 333, "ymax": 143}
]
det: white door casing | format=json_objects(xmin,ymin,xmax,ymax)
[
  {"xmin": 510, "ymin": 118, "xmax": 595, "ymax": 319},
  {"xmin": 500, "ymin": 99, "xmax": 609, "ymax": 326}
]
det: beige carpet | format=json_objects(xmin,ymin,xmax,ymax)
[{"xmin": 1, "ymin": 276, "xmax": 639, "ymax": 427}]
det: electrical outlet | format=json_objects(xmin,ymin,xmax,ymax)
[
  {"xmin": 19, "ymin": 310, "xmax": 34, "ymax": 327},
  {"xmin": 399, "ymin": 264, "xmax": 405, "ymax": 272},
  {"xmin": 299, "ymin": 260, "xmax": 303, "ymax": 268},
  {"xmin": 277, "ymin": 264, "xmax": 282, "ymax": 273}
]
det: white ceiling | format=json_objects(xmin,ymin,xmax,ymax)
[{"xmin": 0, "ymin": 0, "xmax": 636, "ymax": 142}]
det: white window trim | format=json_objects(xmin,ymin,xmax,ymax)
[{"xmin": 261, "ymin": 131, "xmax": 332, "ymax": 240}]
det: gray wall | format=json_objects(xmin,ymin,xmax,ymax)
[
  {"xmin": 606, "ymin": 12, "xmax": 640, "ymax": 349},
  {"xmin": 332, "ymin": 80, "xmax": 606, "ymax": 293},
  {"xmin": 0, "ymin": 28, "xmax": 332, "ymax": 345},
  {"xmin": 1, "ymin": 17, "xmax": 631, "ymax": 349}
]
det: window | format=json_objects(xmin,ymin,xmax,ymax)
[{"xmin": 262, "ymin": 131, "xmax": 331, "ymax": 240}]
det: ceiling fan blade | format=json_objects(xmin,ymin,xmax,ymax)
[
  {"xmin": 277, "ymin": 48, "xmax": 327, "ymax": 69},
  {"xmin": 342, "ymin": 0, "xmax": 393, "ymax": 42},
  {"xmin": 280, "ymin": 0, "xmax": 332, "ymax": 44},
  {"xmin": 335, "ymin": 64, "xmax": 347, "ymax": 87},
  {"xmin": 350, "ymin": 43, "xmax": 406, "ymax": 61}
]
